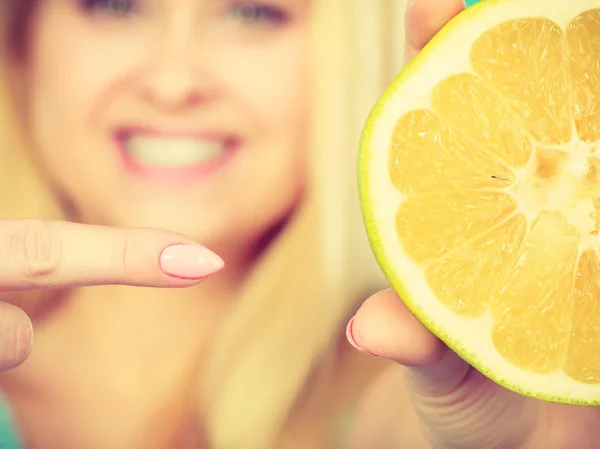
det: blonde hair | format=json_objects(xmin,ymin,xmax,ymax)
[{"xmin": 0, "ymin": 1, "xmax": 406, "ymax": 448}]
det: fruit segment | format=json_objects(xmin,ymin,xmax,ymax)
[
  {"xmin": 564, "ymin": 250, "xmax": 600, "ymax": 382},
  {"xmin": 490, "ymin": 213, "xmax": 579, "ymax": 373},
  {"xmin": 424, "ymin": 214, "xmax": 527, "ymax": 317},
  {"xmin": 395, "ymin": 190, "xmax": 517, "ymax": 263},
  {"xmin": 388, "ymin": 109, "xmax": 514, "ymax": 195},
  {"xmin": 470, "ymin": 18, "xmax": 572, "ymax": 145},
  {"xmin": 568, "ymin": 10, "xmax": 600, "ymax": 143},
  {"xmin": 432, "ymin": 74, "xmax": 532, "ymax": 169}
]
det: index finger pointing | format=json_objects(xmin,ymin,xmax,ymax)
[{"xmin": 0, "ymin": 219, "xmax": 224, "ymax": 290}]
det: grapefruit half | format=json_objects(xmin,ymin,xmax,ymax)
[{"xmin": 358, "ymin": 0, "xmax": 600, "ymax": 404}]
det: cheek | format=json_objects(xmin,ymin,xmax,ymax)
[
  {"xmin": 219, "ymin": 37, "xmax": 310, "ymax": 138},
  {"xmin": 257, "ymin": 56, "xmax": 309, "ymax": 129},
  {"xmin": 26, "ymin": 13, "xmax": 148, "ymax": 173},
  {"xmin": 26, "ymin": 52, "xmax": 88, "ymax": 182},
  {"xmin": 252, "ymin": 54, "xmax": 309, "ymax": 192},
  {"xmin": 217, "ymin": 41, "xmax": 310, "ymax": 226},
  {"xmin": 30, "ymin": 32, "xmax": 139, "ymax": 123}
]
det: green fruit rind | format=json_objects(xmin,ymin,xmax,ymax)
[{"xmin": 358, "ymin": 0, "xmax": 600, "ymax": 405}]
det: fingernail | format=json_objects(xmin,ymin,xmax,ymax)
[
  {"xmin": 27, "ymin": 319, "xmax": 33, "ymax": 351},
  {"xmin": 464, "ymin": 0, "xmax": 481, "ymax": 7},
  {"xmin": 160, "ymin": 244, "xmax": 224, "ymax": 280},
  {"xmin": 346, "ymin": 317, "xmax": 377, "ymax": 357}
]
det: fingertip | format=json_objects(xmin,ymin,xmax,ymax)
[
  {"xmin": 346, "ymin": 317, "xmax": 377, "ymax": 357},
  {"xmin": 159, "ymin": 244, "xmax": 224, "ymax": 281},
  {"xmin": 353, "ymin": 292, "xmax": 477, "ymax": 399},
  {"xmin": 115, "ymin": 228, "xmax": 225, "ymax": 288},
  {"xmin": 0, "ymin": 303, "xmax": 33, "ymax": 371},
  {"xmin": 351, "ymin": 289, "xmax": 446, "ymax": 366}
]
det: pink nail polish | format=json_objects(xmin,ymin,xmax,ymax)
[
  {"xmin": 160, "ymin": 244, "xmax": 224, "ymax": 280},
  {"xmin": 346, "ymin": 317, "xmax": 378, "ymax": 357}
]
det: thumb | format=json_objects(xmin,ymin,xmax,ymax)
[
  {"xmin": 348, "ymin": 289, "xmax": 469, "ymax": 394},
  {"xmin": 0, "ymin": 302, "xmax": 32, "ymax": 371},
  {"xmin": 348, "ymin": 289, "xmax": 537, "ymax": 449}
]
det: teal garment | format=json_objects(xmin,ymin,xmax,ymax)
[
  {"xmin": 0, "ymin": 398, "xmax": 21, "ymax": 449},
  {"xmin": 464, "ymin": 0, "xmax": 481, "ymax": 6}
]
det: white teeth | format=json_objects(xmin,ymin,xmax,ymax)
[{"xmin": 126, "ymin": 136, "xmax": 225, "ymax": 168}]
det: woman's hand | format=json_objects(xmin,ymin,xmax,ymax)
[
  {"xmin": 347, "ymin": 1, "xmax": 600, "ymax": 448},
  {"xmin": 349, "ymin": 289, "xmax": 587, "ymax": 449},
  {"xmin": 0, "ymin": 218, "xmax": 223, "ymax": 371}
]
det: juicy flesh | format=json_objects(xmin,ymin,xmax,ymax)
[{"xmin": 389, "ymin": 10, "xmax": 600, "ymax": 382}]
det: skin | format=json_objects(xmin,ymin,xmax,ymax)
[
  {"xmin": 0, "ymin": 0, "xmax": 310, "ymax": 446},
  {"xmin": 0, "ymin": 0, "xmax": 596, "ymax": 447},
  {"xmin": 347, "ymin": 1, "xmax": 600, "ymax": 448},
  {"xmin": 25, "ymin": 0, "xmax": 309, "ymax": 267}
]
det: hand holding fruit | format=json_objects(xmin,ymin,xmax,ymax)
[{"xmin": 348, "ymin": 0, "xmax": 600, "ymax": 448}]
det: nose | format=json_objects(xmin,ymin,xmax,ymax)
[{"xmin": 137, "ymin": 24, "xmax": 217, "ymax": 112}]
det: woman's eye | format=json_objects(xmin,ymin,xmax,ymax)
[
  {"xmin": 230, "ymin": 3, "xmax": 288, "ymax": 25},
  {"xmin": 78, "ymin": 0, "xmax": 138, "ymax": 16}
]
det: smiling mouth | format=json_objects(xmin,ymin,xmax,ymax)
[
  {"xmin": 118, "ymin": 131, "xmax": 237, "ymax": 167},
  {"xmin": 115, "ymin": 129, "xmax": 239, "ymax": 181}
]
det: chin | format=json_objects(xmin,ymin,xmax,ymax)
[
  {"xmin": 115, "ymin": 207, "xmax": 260, "ymax": 255},
  {"xmin": 68, "ymin": 180, "xmax": 300, "ymax": 259}
]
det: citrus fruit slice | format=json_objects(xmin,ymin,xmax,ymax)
[{"xmin": 358, "ymin": 0, "xmax": 600, "ymax": 404}]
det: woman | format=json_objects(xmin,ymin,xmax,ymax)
[
  {"xmin": 0, "ymin": 0, "xmax": 597, "ymax": 448},
  {"xmin": 0, "ymin": 0, "xmax": 395, "ymax": 447}
]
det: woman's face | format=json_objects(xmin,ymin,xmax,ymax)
[{"xmin": 23, "ymin": 0, "xmax": 310, "ymax": 257}]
